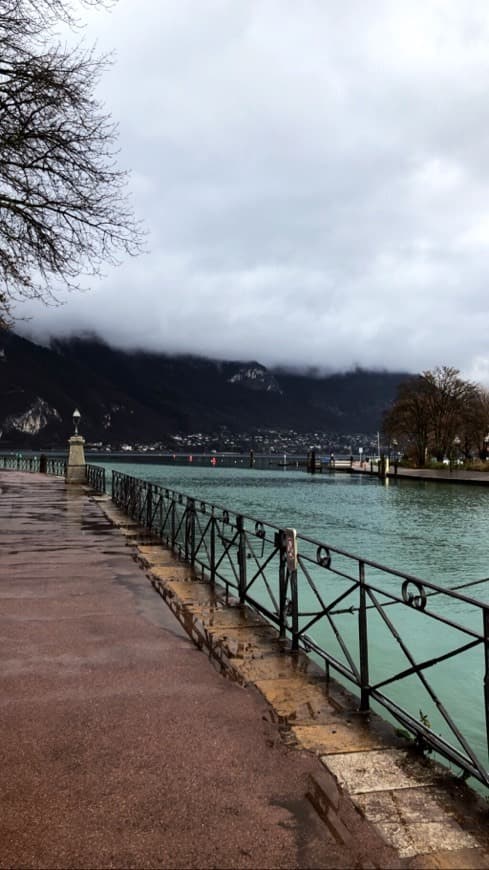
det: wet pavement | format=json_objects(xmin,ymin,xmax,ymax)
[{"xmin": 0, "ymin": 471, "xmax": 395, "ymax": 870}]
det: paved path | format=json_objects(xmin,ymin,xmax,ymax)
[{"xmin": 0, "ymin": 471, "xmax": 383, "ymax": 870}]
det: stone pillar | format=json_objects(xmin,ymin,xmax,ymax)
[{"xmin": 66, "ymin": 434, "xmax": 86, "ymax": 484}]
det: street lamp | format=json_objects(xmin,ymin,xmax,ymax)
[
  {"xmin": 450, "ymin": 435, "xmax": 461, "ymax": 471},
  {"xmin": 66, "ymin": 407, "xmax": 86, "ymax": 484},
  {"xmin": 73, "ymin": 408, "xmax": 81, "ymax": 436},
  {"xmin": 484, "ymin": 434, "xmax": 489, "ymax": 461},
  {"xmin": 391, "ymin": 438, "xmax": 399, "ymax": 472}
]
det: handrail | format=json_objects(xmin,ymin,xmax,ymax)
[
  {"xmin": 0, "ymin": 453, "xmax": 66, "ymax": 475},
  {"xmin": 111, "ymin": 469, "xmax": 489, "ymax": 789},
  {"xmin": 86, "ymin": 463, "xmax": 106, "ymax": 494},
  {"xmin": 0, "ymin": 454, "xmax": 105, "ymax": 494}
]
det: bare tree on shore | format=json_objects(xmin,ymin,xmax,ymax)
[
  {"xmin": 0, "ymin": 0, "xmax": 144, "ymax": 327},
  {"xmin": 383, "ymin": 366, "xmax": 488, "ymax": 466}
]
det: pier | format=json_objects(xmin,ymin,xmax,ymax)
[{"xmin": 2, "ymin": 467, "xmax": 489, "ymax": 868}]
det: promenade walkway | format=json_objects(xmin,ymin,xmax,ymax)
[
  {"xmin": 0, "ymin": 470, "xmax": 388, "ymax": 870},
  {"xmin": 2, "ymin": 470, "xmax": 489, "ymax": 870}
]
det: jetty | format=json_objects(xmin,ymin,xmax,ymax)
[{"xmin": 2, "ymin": 467, "xmax": 489, "ymax": 869}]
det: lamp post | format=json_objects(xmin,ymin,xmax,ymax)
[
  {"xmin": 483, "ymin": 434, "xmax": 489, "ymax": 461},
  {"xmin": 392, "ymin": 438, "xmax": 399, "ymax": 475},
  {"xmin": 450, "ymin": 435, "xmax": 461, "ymax": 472},
  {"xmin": 66, "ymin": 407, "xmax": 86, "ymax": 484}
]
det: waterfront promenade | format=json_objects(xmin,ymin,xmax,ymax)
[
  {"xmin": 350, "ymin": 462, "xmax": 489, "ymax": 485},
  {"xmin": 2, "ymin": 469, "xmax": 489, "ymax": 869},
  {"xmin": 0, "ymin": 470, "xmax": 389, "ymax": 870}
]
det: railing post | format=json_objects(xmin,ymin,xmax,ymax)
[
  {"xmin": 278, "ymin": 530, "xmax": 287, "ymax": 641},
  {"xmin": 483, "ymin": 608, "xmax": 489, "ymax": 758},
  {"xmin": 290, "ymin": 566, "xmax": 299, "ymax": 651},
  {"xmin": 171, "ymin": 494, "xmax": 176, "ymax": 548},
  {"xmin": 237, "ymin": 515, "xmax": 247, "ymax": 604},
  {"xmin": 186, "ymin": 497, "xmax": 195, "ymax": 564},
  {"xmin": 210, "ymin": 511, "xmax": 216, "ymax": 588},
  {"xmin": 146, "ymin": 482, "xmax": 153, "ymax": 531},
  {"xmin": 138, "ymin": 483, "xmax": 145, "ymax": 525},
  {"xmin": 358, "ymin": 560, "xmax": 370, "ymax": 711},
  {"xmin": 282, "ymin": 529, "xmax": 299, "ymax": 651}
]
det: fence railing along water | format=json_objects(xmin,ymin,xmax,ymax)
[
  {"xmin": 0, "ymin": 453, "xmax": 105, "ymax": 492},
  {"xmin": 111, "ymin": 469, "xmax": 489, "ymax": 789},
  {"xmin": 1, "ymin": 453, "xmax": 67, "ymax": 476},
  {"xmin": 86, "ymin": 463, "xmax": 106, "ymax": 493},
  {"xmin": 2, "ymin": 454, "xmax": 489, "ymax": 789}
]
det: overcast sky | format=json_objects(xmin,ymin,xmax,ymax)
[{"xmin": 16, "ymin": 1, "xmax": 489, "ymax": 380}]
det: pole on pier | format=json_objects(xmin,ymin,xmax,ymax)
[{"xmin": 65, "ymin": 408, "xmax": 86, "ymax": 484}]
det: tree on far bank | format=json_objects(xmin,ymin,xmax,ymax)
[
  {"xmin": 0, "ymin": 0, "xmax": 143, "ymax": 328},
  {"xmin": 383, "ymin": 366, "xmax": 484, "ymax": 466},
  {"xmin": 459, "ymin": 387, "xmax": 489, "ymax": 460},
  {"xmin": 383, "ymin": 373, "xmax": 431, "ymax": 466},
  {"xmin": 423, "ymin": 366, "xmax": 478, "ymax": 462}
]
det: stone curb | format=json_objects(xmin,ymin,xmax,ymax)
[{"xmin": 96, "ymin": 495, "xmax": 489, "ymax": 869}]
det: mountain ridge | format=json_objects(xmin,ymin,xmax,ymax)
[{"xmin": 0, "ymin": 331, "xmax": 410, "ymax": 447}]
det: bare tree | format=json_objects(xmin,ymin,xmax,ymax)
[
  {"xmin": 422, "ymin": 366, "xmax": 478, "ymax": 462},
  {"xmin": 459, "ymin": 387, "xmax": 489, "ymax": 460},
  {"xmin": 383, "ymin": 366, "xmax": 480, "ymax": 466},
  {"xmin": 383, "ymin": 374, "xmax": 432, "ymax": 466},
  {"xmin": 0, "ymin": 0, "xmax": 143, "ymax": 326}
]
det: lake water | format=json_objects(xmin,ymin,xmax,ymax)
[
  {"xmin": 98, "ymin": 460, "xmax": 489, "ymax": 584},
  {"xmin": 95, "ymin": 459, "xmax": 489, "ymax": 787}
]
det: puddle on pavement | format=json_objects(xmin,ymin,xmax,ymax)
[{"xmin": 113, "ymin": 572, "xmax": 188, "ymax": 639}]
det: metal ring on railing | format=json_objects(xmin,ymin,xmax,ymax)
[
  {"xmin": 222, "ymin": 510, "xmax": 229, "ymax": 524},
  {"xmin": 255, "ymin": 521, "xmax": 266, "ymax": 539},
  {"xmin": 316, "ymin": 545, "xmax": 331, "ymax": 568},
  {"xmin": 402, "ymin": 579, "xmax": 427, "ymax": 611}
]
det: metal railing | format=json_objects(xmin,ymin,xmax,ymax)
[
  {"xmin": 86, "ymin": 463, "xmax": 106, "ymax": 493},
  {"xmin": 0, "ymin": 453, "xmax": 66, "ymax": 475},
  {"xmin": 112, "ymin": 469, "xmax": 489, "ymax": 789},
  {"xmin": 0, "ymin": 454, "xmax": 40, "ymax": 472},
  {"xmin": 0, "ymin": 454, "xmax": 105, "ymax": 493}
]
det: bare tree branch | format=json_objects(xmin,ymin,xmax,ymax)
[{"xmin": 0, "ymin": 0, "xmax": 144, "ymax": 326}]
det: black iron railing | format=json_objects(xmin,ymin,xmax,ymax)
[
  {"xmin": 86, "ymin": 463, "xmax": 106, "ymax": 493},
  {"xmin": 0, "ymin": 454, "xmax": 105, "ymax": 493},
  {"xmin": 0, "ymin": 453, "xmax": 67, "ymax": 475},
  {"xmin": 46, "ymin": 456, "xmax": 67, "ymax": 476},
  {"xmin": 0, "ymin": 454, "xmax": 40, "ymax": 472},
  {"xmin": 111, "ymin": 469, "xmax": 489, "ymax": 789}
]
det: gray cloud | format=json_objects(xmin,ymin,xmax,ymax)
[{"xmin": 16, "ymin": 0, "xmax": 489, "ymax": 381}]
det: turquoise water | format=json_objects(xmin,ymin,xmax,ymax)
[
  {"xmin": 97, "ymin": 460, "xmax": 489, "ymax": 786},
  {"xmin": 100, "ymin": 461, "xmax": 489, "ymax": 585}
]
